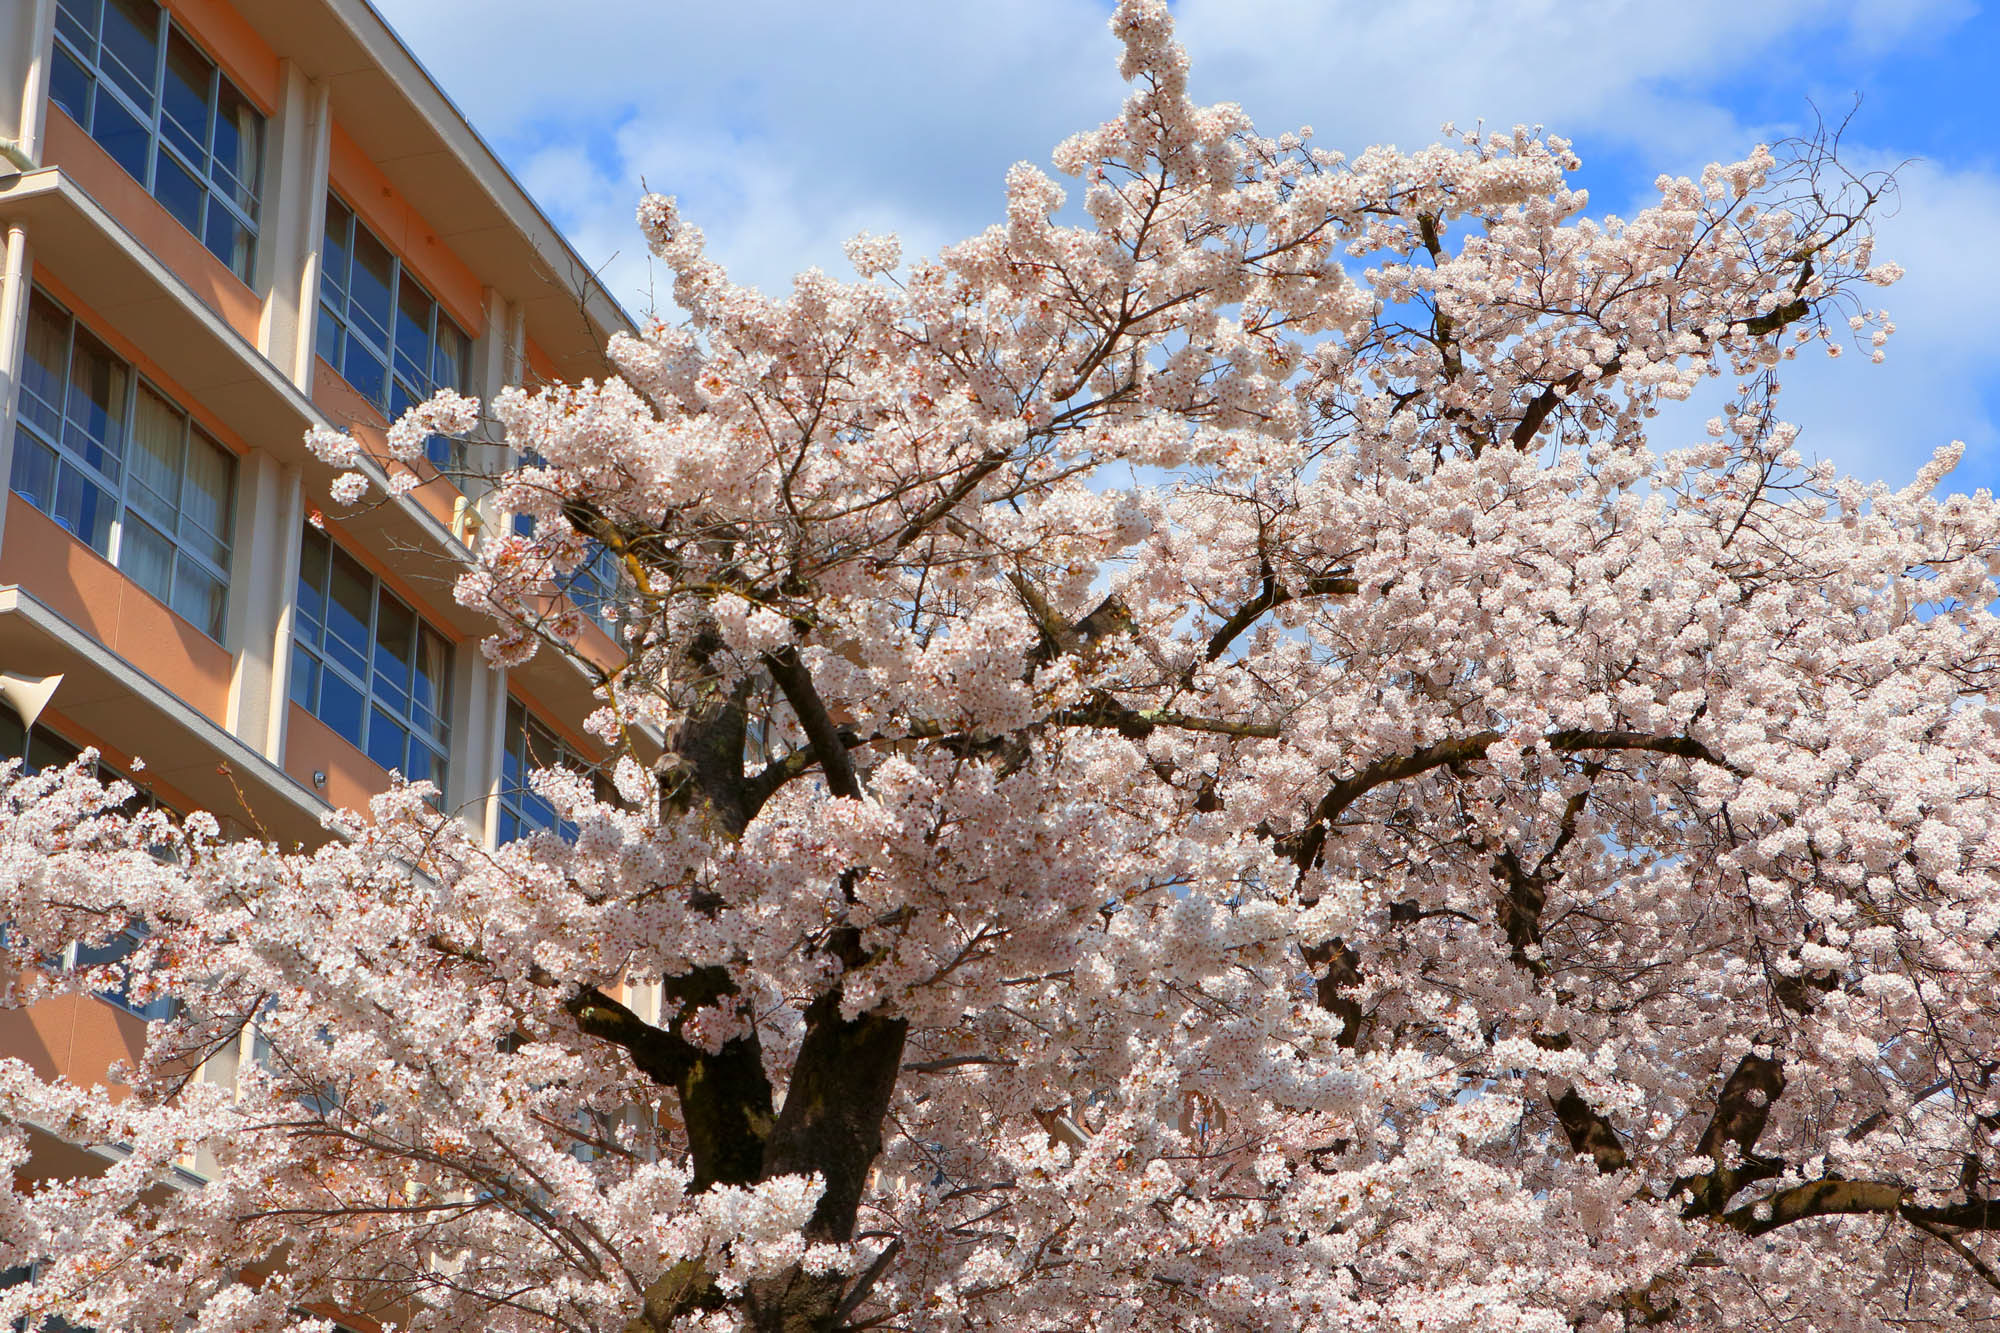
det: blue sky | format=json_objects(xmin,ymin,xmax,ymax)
[{"xmin": 369, "ymin": 0, "xmax": 1999, "ymax": 490}]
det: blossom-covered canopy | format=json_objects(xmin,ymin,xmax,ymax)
[{"xmin": 3, "ymin": 4, "xmax": 1996, "ymax": 1330}]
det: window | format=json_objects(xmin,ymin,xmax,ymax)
[
  {"xmin": 289, "ymin": 526, "xmax": 452, "ymax": 798},
  {"xmin": 316, "ymin": 194, "xmax": 472, "ymax": 469},
  {"xmin": 511, "ymin": 503, "xmax": 626, "ymax": 636},
  {"xmin": 72, "ymin": 922, "xmax": 178, "ymax": 1022},
  {"xmin": 10, "ymin": 290, "xmax": 235, "ymax": 638},
  {"xmin": 3, "ymin": 1261, "xmax": 91, "ymax": 1333},
  {"xmin": 0, "ymin": 703, "xmax": 86, "ymax": 778},
  {"xmin": 562, "ymin": 541, "xmax": 624, "ymax": 634},
  {"xmin": 498, "ymin": 696, "xmax": 614, "ymax": 843},
  {"xmin": 49, "ymin": 0, "xmax": 263, "ymax": 281}
]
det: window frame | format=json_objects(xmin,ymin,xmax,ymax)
[
  {"xmin": 288, "ymin": 526, "xmax": 454, "ymax": 802},
  {"xmin": 9, "ymin": 288, "xmax": 237, "ymax": 640},
  {"xmin": 498, "ymin": 695, "xmax": 612, "ymax": 844},
  {"xmin": 510, "ymin": 495, "xmax": 627, "ymax": 638},
  {"xmin": 48, "ymin": 0, "xmax": 265, "ymax": 282},
  {"xmin": 316, "ymin": 192, "xmax": 473, "ymax": 470},
  {"xmin": 561, "ymin": 540, "xmax": 624, "ymax": 636}
]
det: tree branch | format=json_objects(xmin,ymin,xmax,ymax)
[
  {"xmin": 764, "ymin": 645, "xmax": 865, "ymax": 802},
  {"xmin": 1206, "ymin": 571, "xmax": 1360, "ymax": 662}
]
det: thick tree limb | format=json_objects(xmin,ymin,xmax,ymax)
[
  {"xmin": 1286, "ymin": 729, "xmax": 1738, "ymax": 871},
  {"xmin": 1723, "ymin": 1177, "xmax": 2000, "ymax": 1238},
  {"xmin": 1552, "ymin": 1087, "xmax": 1630, "ymax": 1173},
  {"xmin": 742, "ymin": 984, "xmax": 909, "ymax": 1332},
  {"xmin": 1206, "ymin": 570, "xmax": 1361, "ymax": 661},
  {"xmin": 1678, "ymin": 1053, "xmax": 1788, "ymax": 1216},
  {"xmin": 764, "ymin": 645, "xmax": 866, "ymax": 803}
]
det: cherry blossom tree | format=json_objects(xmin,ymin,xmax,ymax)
[{"xmin": 5, "ymin": 3, "xmax": 1999, "ymax": 1330}]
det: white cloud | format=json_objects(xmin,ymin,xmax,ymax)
[{"xmin": 1758, "ymin": 155, "xmax": 2000, "ymax": 482}]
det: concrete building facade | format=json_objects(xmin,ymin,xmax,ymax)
[{"xmin": 0, "ymin": 2, "xmax": 636, "ymax": 1314}]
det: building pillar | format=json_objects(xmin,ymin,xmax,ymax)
[
  {"xmin": 448, "ymin": 651, "xmax": 506, "ymax": 846},
  {"xmin": 460, "ymin": 288, "xmax": 527, "ymax": 536},
  {"xmin": 1, "ymin": 0, "xmax": 56, "ymax": 169},
  {"xmin": 0, "ymin": 223, "xmax": 33, "ymax": 558},
  {"xmin": 223, "ymin": 455, "xmax": 303, "ymax": 763},
  {"xmin": 253, "ymin": 61, "xmax": 331, "ymax": 391}
]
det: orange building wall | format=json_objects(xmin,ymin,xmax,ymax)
[
  {"xmin": 0, "ymin": 496, "xmax": 235, "ymax": 732},
  {"xmin": 282, "ymin": 702, "xmax": 389, "ymax": 813},
  {"xmin": 0, "ymin": 992, "xmax": 149, "ymax": 1098},
  {"xmin": 41, "ymin": 111, "xmax": 264, "ymax": 347},
  {"xmin": 325, "ymin": 126, "xmax": 485, "ymax": 338}
]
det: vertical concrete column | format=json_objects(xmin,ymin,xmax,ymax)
[
  {"xmin": 507, "ymin": 304, "xmax": 526, "ymax": 383},
  {"xmin": 1, "ymin": 0, "xmax": 56, "ymax": 167},
  {"xmin": 0, "ymin": 223, "xmax": 32, "ymax": 557},
  {"xmin": 468, "ymin": 291, "xmax": 527, "ymax": 531},
  {"xmin": 252, "ymin": 61, "xmax": 332, "ymax": 390},
  {"xmin": 455, "ymin": 285, "xmax": 509, "ymax": 509},
  {"xmin": 448, "ymin": 650, "xmax": 507, "ymax": 846},
  {"xmin": 223, "ymin": 455, "xmax": 303, "ymax": 762}
]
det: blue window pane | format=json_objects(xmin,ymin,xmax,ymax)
[
  {"xmin": 49, "ymin": 47, "xmax": 93, "ymax": 124},
  {"xmin": 55, "ymin": 0, "xmax": 99, "ymax": 51},
  {"xmin": 496, "ymin": 809, "xmax": 519, "ymax": 845},
  {"xmin": 10, "ymin": 435, "xmax": 59, "ymax": 512},
  {"xmin": 289, "ymin": 651, "xmax": 317, "ymax": 709},
  {"xmin": 348, "ymin": 227, "xmax": 394, "ymax": 349},
  {"xmin": 89, "ymin": 91, "xmax": 152, "ymax": 182},
  {"xmin": 403, "ymin": 742, "xmax": 438, "ymax": 790},
  {"xmin": 316, "ymin": 670, "xmax": 364, "ymax": 746},
  {"xmin": 159, "ymin": 29, "xmax": 211, "ymax": 164},
  {"xmin": 74, "ymin": 929, "xmax": 138, "ymax": 970},
  {"xmin": 98, "ymin": 0, "xmax": 160, "ymax": 110},
  {"xmin": 341, "ymin": 339, "xmax": 387, "ymax": 409},
  {"xmin": 155, "ymin": 152, "xmax": 206, "ymax": 235},
  {"xmin": 412, "ymin": 626, "xmax": 449, "ymax": 726},
  {"xmin": 121, "ymin": 514, "xmax": 174, "ymax": 604},
  {"xmin": 211, "ymin": 82, "xmax": 260, "ymax": 212},
  {"xmin": 325, "ymin": 546, "xmax": 372, "ymax": 671},
  {"xmin": 172, "ymin": 565, "xmax": 226, "ymax": 640},
  {"xmin": 295, "ymin": 528, "xmax": 328, "ymax": 629},
  {"xmin": 372, "ymin": 595, "xmax": 415, "ymax": 704},
  {"xmin": 433, "ymin": 322, "xmax": 468, "ymax": 392},
  {"xmin": 320, "ymin": 198, "xmax": 352, "ymax": 300},
  {"xmin": 205, "ymin": 209, "xmax": 252, "ymax": 280},
  {"xmin": 523, "ymin": 792, "xmax": 556, "ymax": 831},
  {"xmin": 395, "ymin": 281, "xmax": 433, "ymax": 389},
  {"xmin": 315, "ymin": 304, "xmax": 343, "ymax": 369},
  {"xmin": 53, "ymin": 464, "xmax": 116, "ymax": 554},
  {"xmin": 366, "ymin": 708, "xmax": 405, "ymax": 773},
  {"xmin": 64, "ymin": 332, "xmax": 127, "ymax": 482},
  {"xmin": 18, "ymin": 299, "xmax": 68, "ymax": 440}
]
